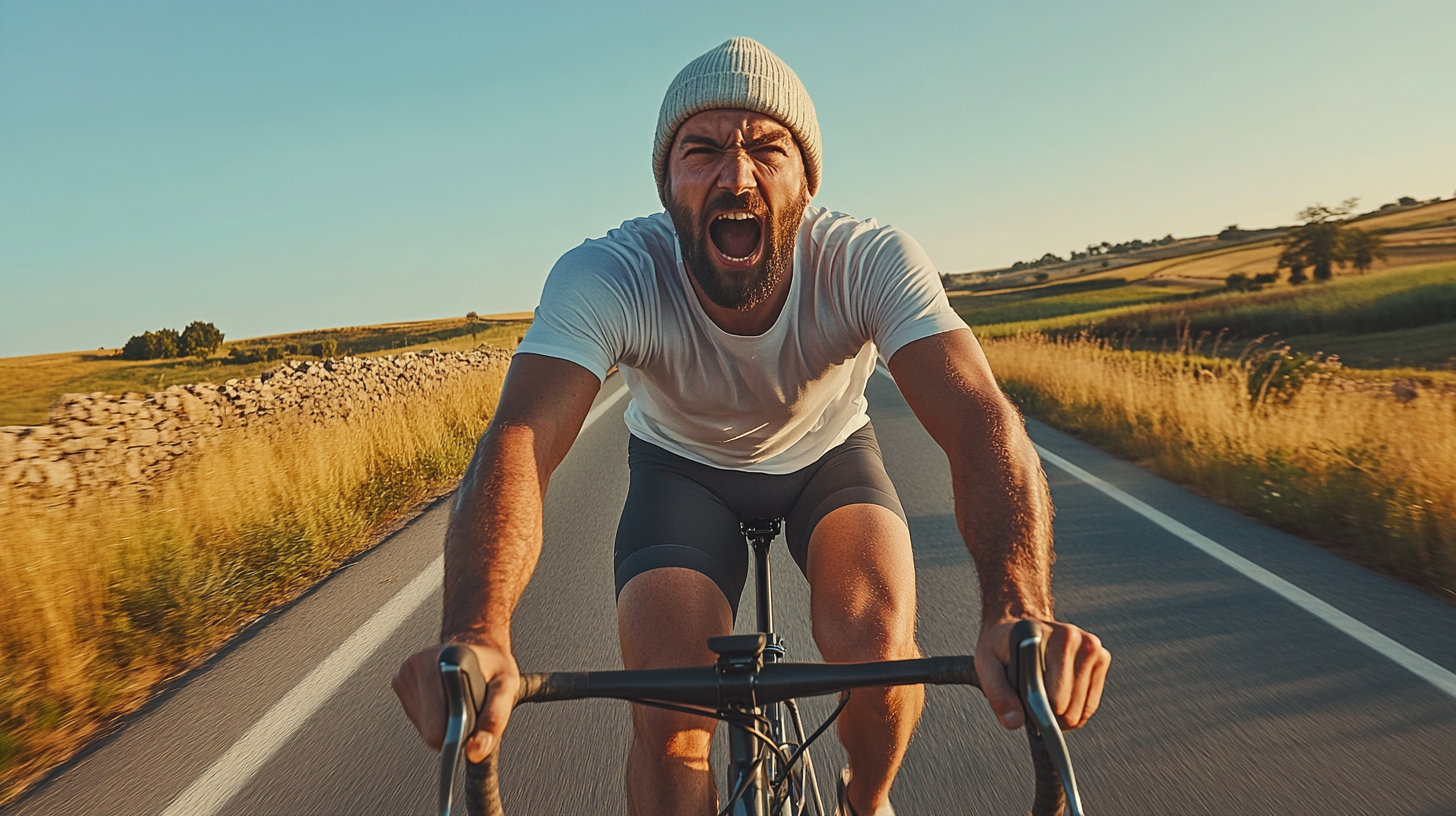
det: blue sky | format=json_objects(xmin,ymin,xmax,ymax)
[{"xmin": 2, "ymin": 1, "xmax": 1453, "ymax": 356}]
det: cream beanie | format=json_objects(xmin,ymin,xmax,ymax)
[{"xmin": 653, "ymin": 37, "xmax": 821, "ymax": 199}]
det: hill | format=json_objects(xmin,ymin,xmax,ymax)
[{"xmin": 0, "ymin": 314, "xmax": 531, "ymax": 426}]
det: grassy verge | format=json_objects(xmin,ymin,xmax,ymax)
[
  {"xmin": 0, "ymin": 360, "xmax": 507, "ymax": 803},
  {"xmin": 982, "ymin": 334, "xmax": 1455, "ymax": 597}
]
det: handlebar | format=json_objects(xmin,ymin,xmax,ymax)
[{"xmin": 437, "ymin": 630, "xmax": 1086, "ymax": 816}]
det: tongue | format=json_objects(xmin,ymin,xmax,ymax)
[{"xmin": 710, "ymin": 218, "xmax": 761, "ymax": 260}]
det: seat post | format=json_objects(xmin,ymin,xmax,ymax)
[{"xmin": 740, "ymin": 519, "xmax": 783, "ymax": 642}]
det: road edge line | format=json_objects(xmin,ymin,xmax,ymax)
[
  {"xmin": 158, "ymin": 556, "xmax": 444, "ymax": 816},
  {"xmin": 1035, "ymin": 444, "xmax": 1456, "ymax": 701},
  {"xmin": 158, "ymin": 374, "xmax": 630, "ymax": 816}
]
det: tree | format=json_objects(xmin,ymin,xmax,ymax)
[
  {"xmin": 1340, "ymin": 228, "xmax": 1386, "ymax": 274},
  {"xmin": 466, "ymin": 310, "xmax": 481, "ymax": 341},
  {"xmin": 1278, "ymin": 199, "xmax": 1359, "ymax": 283},
  {"xmin": 179, "ymin": 321, "xmax": 224, "ymax": 360},
  {"xmin": 122, "ymin": 328, "xmax": 181, "ymax": 360},
  {"xmin": 312, "ymin": 339, "xmax": 338, "ymax": 358}
]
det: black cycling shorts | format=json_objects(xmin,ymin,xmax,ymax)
[{"xmin": 613, "ymin": 422, "xmax": 907, "ymax": 613}]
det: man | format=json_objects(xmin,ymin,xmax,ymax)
[{"xmin": 394, "ymin": 38, "xmax": 1110, "ymax": 816}]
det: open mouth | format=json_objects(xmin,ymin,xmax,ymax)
[{"xmin": 708, "ymin": 211, "xmax": 764, "ymax": 266}]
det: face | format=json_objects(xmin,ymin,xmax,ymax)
[{"xmin": 663, "ymin": 109, "xmax": 810, "ymax": 311}]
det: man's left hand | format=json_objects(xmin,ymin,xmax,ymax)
[{"xmin": 974, "ymin": 618, "xmax": 1110, "ymax": 731}]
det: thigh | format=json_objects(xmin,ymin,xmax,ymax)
[
  {"xmin": 785, "ymin": 422, "xmax": 908, "ymax": 576},
  {"xmin": 805, "ymin": 503, "xmax": 919, "ymax": 663},
  {"xmin": 615, "ymin": 436, "xmax": 751, "ymax": 613}
]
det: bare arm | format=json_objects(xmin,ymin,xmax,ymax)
[
  {"xmin": 888, "ymin": 329, "xmax": 1108, "ymax": 729},
  {"xmin": 442, "ymin": 353, "xmax": 602, "ymax": 647},
  {"xmin": 394, "ymin": 353, "xmax": 602, "ymax": 760}
]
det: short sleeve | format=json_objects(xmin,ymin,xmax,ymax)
[
  {"xmin": 859, "ymin": 229, "xmax": 970, "ymax": 361},
  {"xmin": 514, "ymin": 242, "xmax": 634, "ymax": 381}
]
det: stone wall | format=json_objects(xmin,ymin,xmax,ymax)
[{"xmin": 0, "ymin": 348, "xmax": 510, "ymax": 498}]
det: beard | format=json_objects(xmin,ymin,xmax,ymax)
[{"xmin": 664, "ymin": 183, "xmax": 808, "ymax": 311}]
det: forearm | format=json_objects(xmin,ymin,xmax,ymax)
[
  {"xmin": 440, "ymin": 424, "xmax": 548, "ymax": 650},
  {"xmin": 949, "ymin": 396, "xmax": 1055, "ymax": 624}
]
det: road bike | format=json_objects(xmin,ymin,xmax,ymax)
[{"xmin": 436, "ymin": 519, "xmax": 1087, "ymax": 816}]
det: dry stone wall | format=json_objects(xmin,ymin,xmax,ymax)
[{"xmin": 1, "ymin": 348, "xmax": 510, "ymax": 498}]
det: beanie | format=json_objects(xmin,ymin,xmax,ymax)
[{"xmin": 653, "ymin": 37, "xmax": 821, "ymax": 199}]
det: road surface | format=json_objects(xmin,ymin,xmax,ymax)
[{"xmin": 7, "ymin": 370, "xmax": 1456, "ymax": 815}]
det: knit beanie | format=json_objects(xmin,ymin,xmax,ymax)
[{"xmin": 653, "ymin": 37, "xmax": 822, "ymax": 199}]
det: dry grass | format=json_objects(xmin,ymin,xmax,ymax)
[
  {"xmin": 0, "ymin": 361, "xmax": 507, "ymax": 803},
  {"xmin": 983, "ymin": 334, "xmax": 1456, "ymax": 596}
]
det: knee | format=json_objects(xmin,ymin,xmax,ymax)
[
  {"xmin": 632, "ymin": 705, "xmax": 714, "ymax": 767},
  {"xmin": 812, "ymin": 600, "xmax": 918, "ymax": 664}
]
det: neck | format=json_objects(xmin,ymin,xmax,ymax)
[{"xmin": 686, "ymin": 267, "xmax": 792, "ymax": 336}]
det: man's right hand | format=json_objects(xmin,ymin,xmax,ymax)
[{"xmin": 392, "ymin": 643, "xmax": 521, "ymax": 763}]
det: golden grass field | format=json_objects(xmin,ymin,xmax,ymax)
[
  {"xmin": 982, "ymin": 334, "xmax": 1456, "ymax": 598},
  {"xmin": 0, "ymin": 340, "xmax": 512, "ymax": 802},
  {"xmin": 0, "ymin": 315, "xmax": 530, "ymax": 426}
]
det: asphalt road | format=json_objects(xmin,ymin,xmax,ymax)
[{"xmin": 7, "ymin": 370, "xmax": 1456, "ymax": 815}]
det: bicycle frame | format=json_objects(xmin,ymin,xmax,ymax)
[{"xmin": 437, "ymin": 520, "xmax": 1087, "ymax": 816}]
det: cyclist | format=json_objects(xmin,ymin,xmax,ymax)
[{"xmin": 394, "ymin": 37, "xmax": 1111, "ymax": 816}]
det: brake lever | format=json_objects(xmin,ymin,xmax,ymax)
[
  {"xmin": 438, "ymin": 645, "xmax": 483, "ymax": 816},
  {"xmin": 1010, "ymin": 620, "xmax": 1086, "ymax": 816}
]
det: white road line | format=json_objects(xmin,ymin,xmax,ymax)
[
  {"xmin": 582, "ymin": 377, "xmax": 629, "ymax": 433},
  {"xmin": 1035, "ymin": 444, "xmax": 1456, "ymax": 701},
  {"xmin": 159, "ymin": 374, "xmax": 631, "ymax": 816},
  {"xmin": 158, "ymin": 558, "xmax": 443, "ymax": 816}
]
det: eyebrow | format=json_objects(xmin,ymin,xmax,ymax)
[{"xmin": 679, "ymin": 129, "xmax": 793, "ymax": 151}]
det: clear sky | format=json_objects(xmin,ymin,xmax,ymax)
[{"xmin": 2, "ymin": 1, "xmax": 1453, "ymax": 357}]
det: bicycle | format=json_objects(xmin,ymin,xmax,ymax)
[{"xmin": 435, "ymin": 518, "xmax": 1087, "ymax": 816}]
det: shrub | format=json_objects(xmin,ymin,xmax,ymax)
[
  {"xmin": 264, "ymin": 346, "xmax": 282, "ymax": 362},
  {"xmin": 179, "ymin": 322, "xmax": 224, "ymax": 360},
  {"xmin": 284, "ymin": 343, "xmax": 301, "ymax": 356},
  {"xmin": 121, "ymin": 329, "xmax": 180, "ymax": 361},
  {"xmin": 311, "ymin": 339, "xmax": 339, "ymax": 359}
]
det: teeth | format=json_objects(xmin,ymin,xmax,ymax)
[
  {"xmin": 723, "ymin": 254, "xmax": 752, "ymax": 263},
  {"xmin": 715, "ymin": 212, "xmax": 755, "ymax": 221}
]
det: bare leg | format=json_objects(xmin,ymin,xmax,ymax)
[
  {"xmin": 618, "ymin": 567, "xmax": 733, "ymax": 816},
  {"xmin": 807, "ymin": 504, "xmax": 922, "ymax": 816}
]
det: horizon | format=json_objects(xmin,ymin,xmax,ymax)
[{"xmin": 3, "ymin": 1, "xmax": 1454, "ymax": 357}]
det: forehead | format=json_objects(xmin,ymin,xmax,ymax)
[{"xmin": 673, "ymin": 109, "xmax": 793, "ymax": 145}]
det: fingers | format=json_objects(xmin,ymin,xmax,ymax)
[
  {"xmin": 974, "ymin": 623, "xmax": 1023, "ymax": 730},
  {"xmin": 1042, "ymin": 624, "xmax": 1110, "ymax": 730},
  {"xmin": 468, "ymin": 653, "xmax": 520, "ymax": 763},
  {"xmin": 391, "ymin": 648, "xmax": 448, "ymax": 750},
  {"xmin": 392, "ymin": 643, "xmax": 520, "ymax": 762}
]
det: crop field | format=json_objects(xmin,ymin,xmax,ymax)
[
  {"xmin": 950, "ymin": 281, "xmax": 1191, "ymax": 327},
  {"xmin": 0, "ymin": 315, "xmax": 530, "ymax": 426}
]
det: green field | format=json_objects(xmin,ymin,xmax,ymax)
[
  {"xmin": 956, "ymin": 261, "xmax": 1456, "ymax": 372},
  {"xmin": 0, "ymin": 317, "xmax": 530, "ymax": 426},
  {"xmin": 950, "ymin": 280, "xmax": 1191, "ymax": 327}
]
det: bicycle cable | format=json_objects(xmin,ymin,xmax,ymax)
[
  {"xmin": 624, "ymin": 697, "xmax": 794, "ymax": 769},
  {"xmin": 771, "ymin": 690, "xmax": 851, "ymax": 804}
]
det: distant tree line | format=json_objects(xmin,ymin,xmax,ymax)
[
  {"xmin": 227, "ymin": 339, "xmax": 339, "ymax": 364},
  {"xmin": 122, "ymin": 321, "xmax": 224, "ymax": 361},
  {"xmin": 1009, "ymin": 233, "xmax": 1177, "ymax": 271}
]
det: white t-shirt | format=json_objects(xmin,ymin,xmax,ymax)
[{"xmin": 516, "ymin": 206, "xmax": 969, "ymax": 474}]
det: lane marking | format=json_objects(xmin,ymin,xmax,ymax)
[
  {"xmin": 582, "ymin": 377, "xmax": 629, "ymax": 433},
  {"xmin": 159, "ymin": 558, "xmax": 443, "ymax": 816},
  {"xmin": 160, "ymin": 374, "xmax": 630, "ymax": 816},
  {"xmin": 1035, "ymin": 444, "xmax": 1456, "ymax": 701}
]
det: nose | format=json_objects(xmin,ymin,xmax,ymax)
[{"xmin": 715, "ymin": 150, "xmax": 756, "ymax": 196}]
